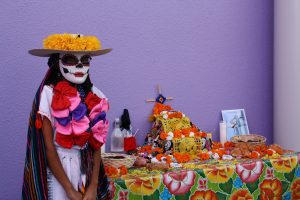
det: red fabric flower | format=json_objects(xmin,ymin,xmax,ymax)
[
  {"xmin": 55, "ymin": 132, "xmax": 90, "ymax": 149},
  {"xmin": 85, "ymin": 92, "xmax": 101, "ymax": 110},
  {"xmin": 51, "ymin": 81, "xmax": 77, "ymax": 110},
  {"xmin": 88, "ymin": 135, "xmax": 102, "ymax": 151}
]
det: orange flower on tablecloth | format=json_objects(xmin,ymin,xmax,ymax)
[
  {"xmin": 291, "ymin": 178, "xmax": 300, "ymax": 199},
  {"xmin": 259, "ymin": 179, "xmax": 282, "ymax": 200},
  {"xmin": 229, "ymin": 189, "xmax": 253, "ymax": 200},
  {"xmin": 270, "ymin": 156, "xmax": 297, "ymax": 173},
  {"xmin": 190, "ymin": 190, "xmax": 218, "ymax": 200},
  {"xmin": 203, "ymin": 164, "xmax": 234, "ymax": 183},
  {"xmin": 122, "ymin": 173, "xmax": 161, "ymax": 195},
  {"xmin": 160, "ymin": 132, "xmax": 168, "ymax": 140}
]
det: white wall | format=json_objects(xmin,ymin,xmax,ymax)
[{"xmin": 274, "ymin": 0, "xmax": 300, "ymax": 151}]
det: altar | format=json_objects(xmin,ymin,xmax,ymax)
[{"xmin": 108, "ymin": 153, "xmax": 300, "ymax": 200}]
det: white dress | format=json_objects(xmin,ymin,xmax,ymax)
[{"xmin": 38, "ymin": 85, "xmax": 106, "ymax": 200}]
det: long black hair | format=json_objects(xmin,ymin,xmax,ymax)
[{"xmin": 44, "ymin": 53, "xmax": 93, "ymax": 93}]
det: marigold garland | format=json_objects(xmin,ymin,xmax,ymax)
[{"xmin": 43, "ymin": 33, "xmax": 101, "ymax": 51}]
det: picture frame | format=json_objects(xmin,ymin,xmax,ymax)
[{"xmin": 221, "ymin": 109, "xmax": 249, "ymax": 141}]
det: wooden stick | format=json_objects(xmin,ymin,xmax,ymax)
[
  {"xmin": 146, "ymin": 99, "xmax": 156, "ymax": 102},
  {"xmin": 158, "ymin": 84, "xmax": 161, "ymax": 94}
]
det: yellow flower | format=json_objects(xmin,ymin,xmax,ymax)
[
  {"xmin": 43, "ymin": 33, "xmax": 101, "ymax": 51},
  {"xmin": 122, "ymin": 174, "xmax": 161, "ymax": 195}
]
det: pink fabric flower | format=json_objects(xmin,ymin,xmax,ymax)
[
  {"xmin": 236, "ymin": 160, "xmax": 264, "ymax": 183},
  {"xmin": 55, "ymin": 116, "xmax": 90, "ymax": 135},
  {"xmin": 89, "ymin": 98, "xmax": 109, "ymax": 120},
  {"xmin": 91, "ymin": 120, "xmax": 109, "ymax": 143},
  {"xmin": 163, "ymin": 170, "xmax": 196, "ymax": 195}
]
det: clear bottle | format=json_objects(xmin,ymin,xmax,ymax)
[{"xmin": 110, "ymin": 118, "xmax": 124, "ymax": 152}]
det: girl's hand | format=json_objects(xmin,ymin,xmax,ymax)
[
  {"xmin": 67, "ymin": 188, "xmax": 83, "ymax": 200},
  {"xmin": 83, "ymin": 185, "xmax": 97, "ymax": 200}
]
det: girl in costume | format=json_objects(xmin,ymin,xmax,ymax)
[{"xmin": 22, "ymin": 34, "xmax": 112, "ymax": 200}]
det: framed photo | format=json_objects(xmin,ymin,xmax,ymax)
[{"xmin": 221, "ymin": 109, "xmax": 249, "ymax": 141}]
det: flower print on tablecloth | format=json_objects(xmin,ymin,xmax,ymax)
[
  {"xmin": 265, "ymin": 167, "xmax": 274, "ymax": 179},
  {"xmin": 118, "ymin": 190, "xmax": 128, "ymax": 200},
  {"xmin": 198, "ymin": 178, "xmax": 208, "ymax": 190},
  {"xmin": 190, "ymin": 190, "xmax": 218, "ymax": 200},
  {"xmin": 121, "ymin": 174, "xmax": 161, "ymax": 195},
  {"xmin": 109, "ymin": 181, "xmax": 116, "ymax": 199},
  {"xmin": 233, "ymin": 177, "xmax": 243, "ymax": 188},
  {"xmin": 291, "ymin": 178, "xmax": 300, "ymax": 200},
  {"xmin": 270, "ymin": 156, "xmax": 297, "ymax": 173},
  {"xmin": 236, "ymin": 160, "xmax": 264, "ymax": 183},
  {"xmin": 203, "ymin": 164, "xmax": 234, "ymax": 183},
  {"xmin": 160, "ymin": 188, "xmax": 172, "ymax": 200},
  {"xmin": 229, "ymin": 189, "xmax": 253, "ymax": 200},
  {"xmin": 259, "ymin": 179, "xmax": 282, "ymax": 200},
  {"xmin": 295, "ymin": 167, "xmax": 300, "ymax": 177},
  {"xmin": 163, "ymin": 170, "xmax": 196, "ymax": 195}
]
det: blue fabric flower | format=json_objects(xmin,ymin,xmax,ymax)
[
  {"xmin": 295, "ymin": 167, "xmax": 300, "ymax": 177},
  {"xmin": 160, "ymin": 188, "xmax": 172, "ymax": 200},
  {"xmin": 233, "ymin": 177, "xmax": 243, "ymax": 188},
  {"xmin": 284, "ymin": 192, "xmax": 291, "ymax": 200}
]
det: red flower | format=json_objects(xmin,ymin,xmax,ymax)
[
  {"xmin": 119, "ymin": 190, "xmax": 129, "ymax": 200},
  {"xmin": 85, "ymin": 92, "xmax": 101, "ymax": 110},
  {"xmin": 51, "ymin": 81, "xmax": 77, "ymax": 110},
  {"xmin": 198, "ymin": 178, "xmax": 208, "ymax": 190},
  {"xmin": 109, "ymin": 181, "xmax": 116, "ymax": 199},
  {"xmin": 291, "ymin": 178, "xmax": 300, "ymax": 199},
  {"xmin": 266, "ymin": 167, "xmax": 274, "ymax": 179}
]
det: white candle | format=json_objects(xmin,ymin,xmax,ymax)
[{"xmin": 220, "ymin": 121, "xmax": 227, "ymax": 146}]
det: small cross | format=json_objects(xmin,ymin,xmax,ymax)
[{"xmin": 146, "ymin": 85, "xmax": 174, "ymax": 104}]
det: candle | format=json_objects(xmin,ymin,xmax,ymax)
[{"xmin": 220, "ymin": 121, "xmax": 227, "ymax": 146}]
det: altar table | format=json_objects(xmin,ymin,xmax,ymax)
[{"xmin": 108, "ymin": 153, "xmax": 300, "ymax": 200}]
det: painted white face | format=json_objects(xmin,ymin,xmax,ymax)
[{"xmin": 59, "ymin": 53, "xmax": 91, "ymax": 84}]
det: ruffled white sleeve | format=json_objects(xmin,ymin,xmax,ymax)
[
  {"xmin": 38, "ymin": 85, "xmax": 54, "ymax": 125},
  {"xmin": 92, "ymin": 86, "xmax": 108, "ymax": 100}
]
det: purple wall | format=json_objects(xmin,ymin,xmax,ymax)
[{"xmin": 0, "ymin": 0, "xmax": 273, "ymax": 198}]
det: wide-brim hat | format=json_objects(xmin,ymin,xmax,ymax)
[{"xmin": 29, "ymin": 33, "xmax": 112, "ymax": 57}]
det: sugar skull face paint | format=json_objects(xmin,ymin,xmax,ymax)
[{"xmin": 59, "ymin": 53, "xmax": 91, "ymax": 84}]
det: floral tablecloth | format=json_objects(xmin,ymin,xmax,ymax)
[{"xmin": 109, "ymin": 153, "xmax": 300, "ymax": 200}]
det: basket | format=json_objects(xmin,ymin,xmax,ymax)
[
  {"xmin": 102, "ymin": 153, "xmax": 136, "ymax": 169},
  {"xmin": 231, "ymin": 134, "xmax": 266, "ymax": 145}
]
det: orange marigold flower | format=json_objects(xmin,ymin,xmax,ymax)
[
  {"xmin": 212, "ymin": 142, "xmax": 223, "ymax": 149},
  {"xmin": 250, "ymin": 151, "xmax": 261, "ymax": 159},
  {"xmin": 160, "ymin": 132, "xmax": 168, "ymax": 140},
  {"xmin": 224, "ymin": 141, "xmax": 234, "ymax": 148},
  {"xmin": 173, "ymin": 130, "xmax": 182, "ymax": 139},
  {"xmin": 199, "ymin": 153, "xmax": 210, "ymax": 160},
  {"xmin": 119, "ymin": 165, "xmax": 128, "ymax": 175},
  {"xmin": 156, "ymin": 154, "xmax": 164, "ymax": 161}
]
